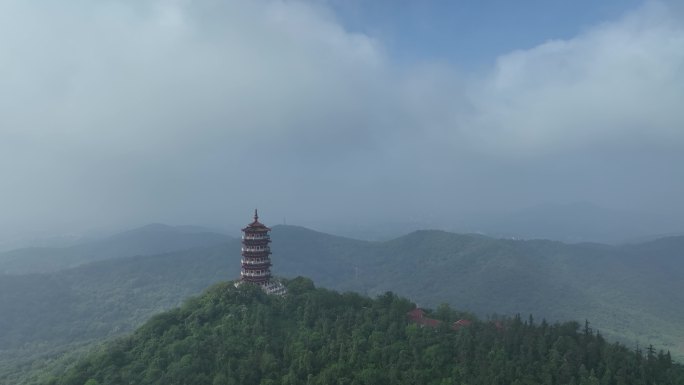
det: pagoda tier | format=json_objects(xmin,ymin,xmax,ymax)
[{"xmin": 238, "ymin": 210, "xmax": 287, "ymax": 295}]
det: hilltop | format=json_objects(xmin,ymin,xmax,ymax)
[{"xmin": 41, "ymin": 278, "xmax": 684, "ymax": 385}]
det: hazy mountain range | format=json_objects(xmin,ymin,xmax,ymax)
[
  {"xmin": 309, "ymin": 202, "xmax": 684, "ymax": 244},
  {"xmin": 0, "ymin": 223, "xmax": 682, "ymax": 383},
  {"xmin": 0, "ymin": 224, "xmax": 232, "ymax": 274},
  {"xmin": 3, "ymin": 203, "xmax": 683, "ymax": 252}
]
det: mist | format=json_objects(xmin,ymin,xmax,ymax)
[{"xmin": 1, "ymin": 0, "xmax": 684, "ymax": 245}]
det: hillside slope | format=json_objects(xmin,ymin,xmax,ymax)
[
  {"xmin": 0, "ymin": 224, "xmax": 232, "ymax": 274},
  {"xmin": 348, "ymin": 231, "xmax": 684, "ymax": 354},
  {"xmin": 43, "ymin": 279, "xmax": 684, "ymax": 385},
  {"xmin": 1, "ymin": 225, "xmax": 683, "ymax": 382},
  {"xmin": 275, "ymin": 226, "xmax": 684, "ymax": 357},
  {"xmin": 0, "ymin": 241, "xmax": 239, "ymax": 351}
]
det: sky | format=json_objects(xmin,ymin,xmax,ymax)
[{"xmin": 1, "ymin": 0, "xmax": 683, "ymax": 242}]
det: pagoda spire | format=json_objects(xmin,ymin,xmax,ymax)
[{"xmin": 254, "ymin": 208, "xmax": 259, "ymax": 222}]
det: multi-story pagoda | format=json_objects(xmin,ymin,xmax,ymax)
[{"xmin": 239, "ymin": 210, "xmax": 286, "ymax": 295}]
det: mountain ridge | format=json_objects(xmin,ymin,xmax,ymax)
[
  {"xmin": 0, "ymin": 224, "xmax": 233, "ymax": 275},
  {"xmin": 1, "ymin": 225, "xmax": 683, "ymax": 382}
]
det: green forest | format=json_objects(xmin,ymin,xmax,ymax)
[
  {"xmin": 2, "ymin": 225, "xmax": 684, "ymax": 383},
  {"xmin": 41, "ymin": 278, "xmax": 684, "ymax": 385}
]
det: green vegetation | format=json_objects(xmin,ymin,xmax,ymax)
[
  {"xmin": 273, "ymin": 227, "xmax": 684, "ymax": 358},
  {"xmin": 42, "ymin": 278, "xmax": 684, "ymax": 385},
  {"xmin": 0, "ymin": 242, "xmax": 239, "ymax": 384},
  {"xmin": 1, "ymin": 225, "xmax": 683, "ymax": 383}
]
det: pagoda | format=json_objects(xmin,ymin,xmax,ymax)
[{"xmin": 239, "ymin": 210, "xmax": 286, "ymax": 295}]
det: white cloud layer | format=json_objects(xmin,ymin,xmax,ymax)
[
  {"xmin": 0, "ymin": 0, "xmax": 683, "ymax": 239},
  {"xmin": 466, "ymin": 1, "xmax": 684, "ymax": 155}
]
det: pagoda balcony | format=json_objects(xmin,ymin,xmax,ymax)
[
  {"xmin": 242, "ymin": 276, "xmax": 270, "ymax": 284},
  {"xmin": 241, "ymin": 252, "xmax": 271, "ymax": 257},
  {"xmin": 242, "ymin": 240, "xmax": 271, "ymax": 247},
  {"xmin": 241, "ymin": 254, "xmax": 271, "ymax": 260},
  {"xmin": 242, "ymin": 265, "xmax": 271, "ymax": 270},
  {"xmin": 242, "ymin": 234, "xmax": 270, "ymax": 240},
  {"xmin": 241, "ymin": 270, "xmax": 271, "ymax": 278},
  {"xmin": 241, "ymin": 247, "xmax": 270, "ymax": 253},
  {"xmin": 241, "ymin": 258, "xmax": 272, "ymax": 266}
]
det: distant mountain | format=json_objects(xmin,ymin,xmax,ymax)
[
  {"xmin": 40, "ymin": 279, "xmax": 684, "ymax": 385},
  {"xmin": 0, "ymin": 224, "xmax": 232, "ymax": 274},
  {"xmin": 0, "ymin": 241, "xmax": 241, "ymax": 384},
  {"xmin": 0, "ymin": 242, "xmax": 236, "ymax": 348},
  {"xmin": 311, "ymin": 203, "xmax": 684, "ymax": 244},
  {"xmin": 243, "ymin": 226, "xmax": 684, "ymax": 358},
  {"xmin": 1, "ymin": 225, "xmax": 683, "ymax": 382},
  {"xmin": 0, "ymin": 235, "xmax": 86, "ymax": 253},
  {"xmin": 468, "ymin": 202, "xmax": 678, "ymax": 243}
]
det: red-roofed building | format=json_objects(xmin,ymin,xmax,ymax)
[
  {"xmin": 407, "ymin": 308, "xmax": 426, "ymax": 321},
  {"xmin": 451, "ymin": 319, "xmax": 473, "ymax": 330},
  {"xmin": 407, "ymin": 308, "xmax": 442, "ymax": 328},
  {"xmin": 407, "ymin": 308, "xmax": 475, "ymax": 330},
  {"xmin": 421, "ymin": 317, "xmax": 442, "ymax": 328}
]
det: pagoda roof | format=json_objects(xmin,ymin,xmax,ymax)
[{"xmin": 242, "ymin": 209, "xmax": 271, "ymax": 231}]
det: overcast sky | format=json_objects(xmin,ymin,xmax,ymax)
[{"xmin": 1, "ymin": 0, "xmax": 683, "ymax": 241}]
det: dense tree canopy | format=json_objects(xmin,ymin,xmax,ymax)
[
  {"xmin": 43, "ymin": 278, "xmax": 684, "ymax": 385},
  {"xmin": 2, "ymin": 226, "xmax": 683, "ymax": 384}
]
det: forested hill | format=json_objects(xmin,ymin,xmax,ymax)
[
  {"xmin": 273, "ymin": 226, "xmax": 684, "ymax": 357},
  {"xmin": 0, "ymin": 226, "xmax": 684, "ymax": 378},
  {"xmin": 2, "ymin": 225, "xmax": 684, "ymax": 383},
  {"xmin": 44, "ymin": 278, "xmax": 684, "ymax": 385}
]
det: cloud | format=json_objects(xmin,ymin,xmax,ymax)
[
  {"xmin": 463, "ymin": 1, "xmax": 684, "ymax": 156},
  {"xmin": 0, "ymin": 0, "xmax": 395, "ymax": 234},
  {"xmin": 0, "ymin": 0, "xmax": 683, "ymax": 240}
]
